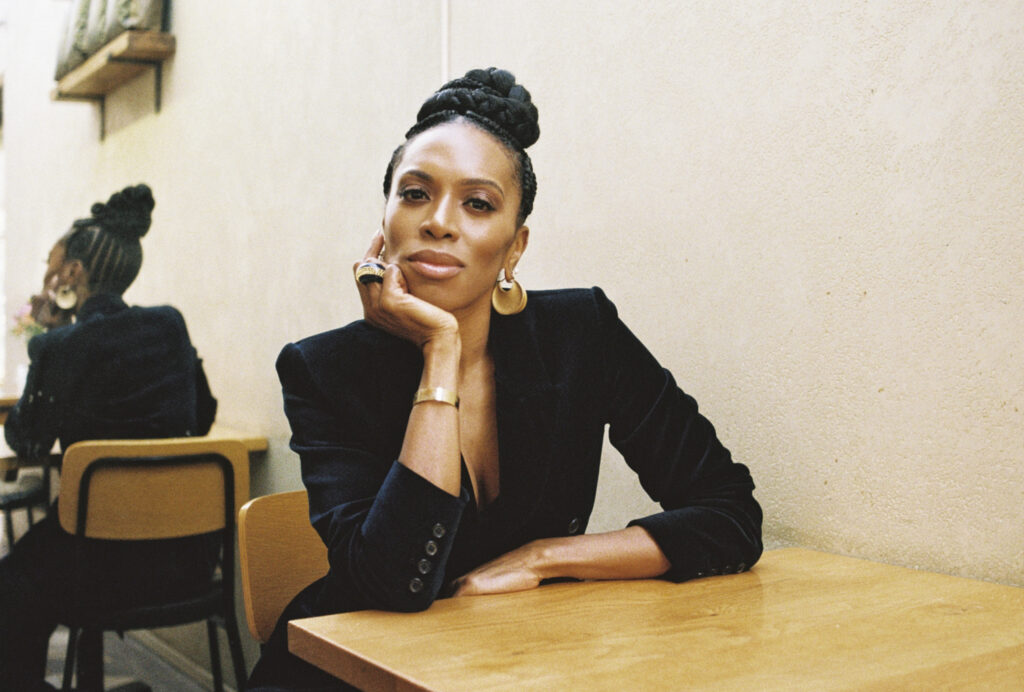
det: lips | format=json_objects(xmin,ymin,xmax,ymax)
[{"xmin": 406, "ymin": 250, "xmax": 464, "ymax": 280}]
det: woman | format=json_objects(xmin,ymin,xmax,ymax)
[
  {"xmin": 249, "ymin": 68, "xmax": 762, "ymax": 690},
  {"xmin": 0, "ymin": 184, "xmax": 218, "ymax": 692}
]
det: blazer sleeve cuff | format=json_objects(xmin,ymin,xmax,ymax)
[
  {"xmin": 359, "ymin": 461, "xmax": 469, "ymax": 608},
  {"xmin": 628, "ymin": 508, "xmax": 762, "ymax": 583}
]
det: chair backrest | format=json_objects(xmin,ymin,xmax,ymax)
[
  {"xmin": 238, "ymin": 490, "xmax": 329, "ymax": 643},
  {"xmin": 58, "ymin": 437, "xmax": 250, "ymax": 540}
]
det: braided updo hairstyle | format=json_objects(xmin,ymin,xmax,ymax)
[
  {"xmin": 383, "ymin": 67, "xmax": 540, "ymax": 225},
  {"xmin": 63, "ymin": 184, "xmax": 155, "ymax": 295}
]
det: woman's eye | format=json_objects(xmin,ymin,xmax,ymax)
[
  {"xmin": 398, "ymin": 188, "xmax": 428, "ymax": 201},
  {"xmin": 466, "ymin": 198, "xmax": 494, "ymax": 212}
]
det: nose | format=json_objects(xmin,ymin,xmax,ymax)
[{"xmin": 420, "ymin": 194, "xmax": 458, "ymax": 240}]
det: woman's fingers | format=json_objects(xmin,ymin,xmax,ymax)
[
  {"xmin": 450, "ymin": 565, "xmax": 541, "ymax": 597},
  {"xmin": 449, "ymin": 542, "xmax": 547, "ymax": 597},
  {"xmin": 364, "ymin": 231, "xmax": 384, "ymax": 260},
  {"xmin": 352, "ymin": 232, "xmax": 459, "ymax": 347},
  {"xmin": 353, "ymin": 234, "xmax": 387, "ymax": 319},
  {"xmin": 352, "ymin": 231, "xmax": 386, "ymax": 281}
]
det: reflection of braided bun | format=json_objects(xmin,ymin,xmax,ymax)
[
  {"xmin": 90, "ymin": 183, "xmax": 155, "ymax": 240},
  {"xmin": 413, "ymin": 67, "xmax": 540, "ymax": 151}
]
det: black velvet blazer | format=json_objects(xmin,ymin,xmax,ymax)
[
  {"xmin": 4, "ymin": 293, "xmax": 216, "ymax": 457},
  {"xmin": 250, "ymin": 287, "xmax": 763, "ymax": 689},
  {"xmin": 274, "ymin": 287, "xmax": 762, "ymax": 620}
]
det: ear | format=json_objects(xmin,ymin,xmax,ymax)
[
  {"xmin": 63, "ymin": 259, "xmax": 87, "ymax": 288},
  {"xmin": 505, "ymin": 226, "xmax": 530, "ymax": 275}
]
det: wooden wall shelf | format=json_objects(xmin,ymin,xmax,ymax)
[{"xmin": 52, "ymin": 30, "xmax": 176, "ymax": 140}]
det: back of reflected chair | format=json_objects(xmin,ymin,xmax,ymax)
[
  {"xmin": 58, "ymin": 437, "xmax": 250, "ymax": 539},
  {"xmin": 56, "ymin": 437, "xmax": 251, "ymax": 692},
  {"xmin": 238, "ymin": 490, "xmax": 329, "ymax": 643}
]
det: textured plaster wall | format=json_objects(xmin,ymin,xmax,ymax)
[
  {"xmin": 4, "ymin": 0, "xmax": 1022, "ymax": 679},
  {"xmin": 448, "ymin": 1, "xmax": 1024, "ymax": 587}
]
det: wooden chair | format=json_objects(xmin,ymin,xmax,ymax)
[
  {"xmin": 238, "ymin": 490, "xmax": 329, "ymax": 644},
  {"xmin": 57, "ymin": 437, "xmax": 250, "ymax": 692}
]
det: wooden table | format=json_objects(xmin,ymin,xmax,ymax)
[
  {"xmin": 0, "ymin": 395, "xmax": 19, "ymax": 425},
  {"xmin": 288, "ymin": 548, "xmax": 1024, "ymax": 691}
]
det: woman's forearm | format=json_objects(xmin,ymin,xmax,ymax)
[
  {"xmin": 534, "ymin": 525, "xmax": 671, "ymax": 581},
  {"xmin": 397, "ymin": 333, "xmax": 463, "ymax": 497}
]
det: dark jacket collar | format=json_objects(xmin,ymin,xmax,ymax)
[
  {"xmin": 77, "ymin": 293, "xmax": 128, "ymax": 320},
  {"xmin": 488, "ymin": 305, "xmax": 559, "ymax": 530},
  {"xmin": 489, "ymin": 307, "xmax": 556, "ymax": 397}
]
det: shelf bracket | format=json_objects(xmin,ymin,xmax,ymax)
[
  {"xmin": 51, "ymin": 31, "xmax": 176, "ymax": 142},
  {"xmin": 54, "ymin": 57, "xmax": 164, "ymax": 141},
  {"xmin": 106, "ymin": 56, "xmax": 164, "ymax": 113}
]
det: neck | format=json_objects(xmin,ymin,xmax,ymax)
[
  {"xmin": 74, "ymin": 285, "xmax": 94, "ymax": 311},
  {"xmin": 452, "ymin": 295, "xmax": 493, "ymax": 372}
]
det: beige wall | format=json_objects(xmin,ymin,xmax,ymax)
[{"xmin": 5, "ymin": 0, "xmax": 1023, "ymax": 680}]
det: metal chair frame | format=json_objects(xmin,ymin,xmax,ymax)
[{"xmin": 59, "ymin": 448, "xmax": 247, "ymax": 692}]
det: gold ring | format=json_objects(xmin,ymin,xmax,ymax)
[{"xmin": 355, "ymin": 261, "xmax": 386, "ymax": 285}]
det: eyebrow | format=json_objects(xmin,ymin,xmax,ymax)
[{"xmin": 403, "ymin": 169, "xmax": 505, "ymax": 199}]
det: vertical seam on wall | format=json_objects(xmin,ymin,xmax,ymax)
[{"xmin": 441, "ymin": 0, "xmax": 451, "ymax": 81}]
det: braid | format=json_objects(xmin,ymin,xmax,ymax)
[
  {"xmin": 383, "ymin": 67, "xmax": 539, "ymax": 225},
  {"xmin": 412, "ymin": 69, "xmax": 539, "ymax": 150},
  {"xmin": 64, "ymin": 184, "xmax": 153, "ymax": 294}
]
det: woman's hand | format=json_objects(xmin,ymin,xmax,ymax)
[
  {"xmin": 449, "ymin": 540, "xmax": 551, "ymax": 597},
  {"xmin": 29, "ymin": 292, "xmax": 72, "ymax": 329},
  {"xmin": 354, "ymin": 232, "xmax": 458, "ymax": 350},
  {"xmin": 450, "ymin": 528, "xmax": 673, "ymax": 598},
  {"xmin": 30, "ymin": 264, "xmax": 73, "ymax": 329}
]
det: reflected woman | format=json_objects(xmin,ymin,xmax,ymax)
[
  {"xmin": 249, "ymin": 68, "xmax": 762, "ymax": 691},
  {"xmin": 0, "ymin": 184, "xmax": 218, "ymax": 691}
]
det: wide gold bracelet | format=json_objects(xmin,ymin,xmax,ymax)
[{"xmin": 412, "ymin": 387, "xmax": 459, "ymax": 408}]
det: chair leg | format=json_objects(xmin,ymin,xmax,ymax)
[
  {"xmin": 206, "ymin": 619, "xmax": 224, "ymax": 692},
  {"xmin": 3, "ymin": 508, "xmax": 13, "ymax": 552},
  {"xmin": 76, "ymin": 628, "xmax": 105, "ymax": 692},
  {"xmin": 224, "ymin": 612, "xmax": 248, "ymax": 692},
  {"xmin": 62, "ymin": 627, "xmax": 79, "ymax": 691}
]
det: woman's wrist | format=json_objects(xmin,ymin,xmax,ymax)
[
  {"xmin": 526, "ymin": 528, "xmax": 672, "ymax": 582},
  {"xmin": 422, "ymin": 328, "xmax": 460, "ymax": 357},
  {"xmin": 527, "ymin": 537, "xmax": 569, "ymax": 581},
  {"xmin": 420, "ymin": 331, "xmax": 461, "ymax": 386}
]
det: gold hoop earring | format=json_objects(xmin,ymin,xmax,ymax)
[
  {"xmin": 491, "ymin": 270, "xmax": 527, "ymax": 315},
  {"xmin": 55, "ymin": 285, "xmax": 78, "ymax": 311}
]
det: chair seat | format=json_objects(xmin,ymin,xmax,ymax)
[{"xmin": 0, "ymin": 473, "xmax": 46, "ymax": 505}]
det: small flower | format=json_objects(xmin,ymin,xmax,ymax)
[{"xmin": 11, "ymin": 302, "xmax": 46, "ymax": 341}]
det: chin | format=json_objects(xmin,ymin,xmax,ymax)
[
  {"xmin": 410, "ymin": 283, "xmax": 486, "ymax": 315},
  {"xmin": 407, "ymin": 282, "xmax": 455, "ymax": 307}
]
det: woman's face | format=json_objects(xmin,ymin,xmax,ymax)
[
  {"xmin": 382, "ymin": 121, "xmax": 528, "ymax": 316},
  {"xmin": 43, "ymin": 242, "xmax": 67, "ymax": 292}
]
